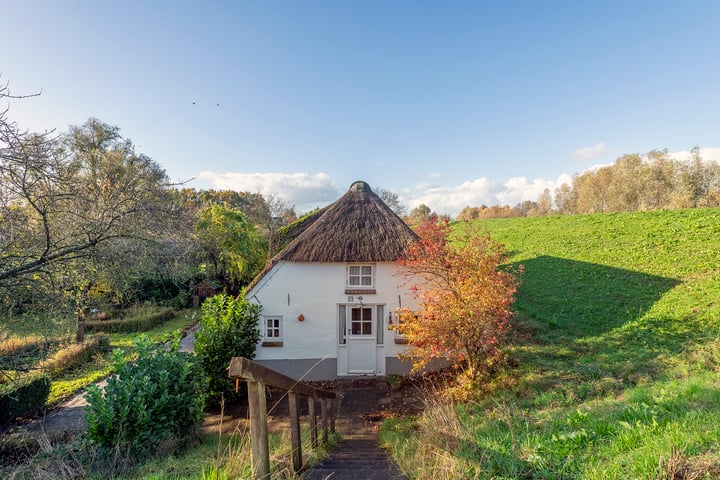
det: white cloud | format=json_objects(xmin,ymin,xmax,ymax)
[
  {"xmin": 573, "ymin": 142, "xmax": 608, "ymax": 161},
  {"xmin": 192, "ymin": 170, "xmax": 581, "ymax": 218},
  {"xmin": 194, "ymin": 171, "xmax": 340, "ymax": 212},
  {"xmin": 402, "ymin": 173, "xmax": 574, "ymax": 217},
  {"xmin": 669, "ymin": 147, "xmax": 720, "ymax": 163}
]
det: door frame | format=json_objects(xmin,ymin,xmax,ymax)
[{"xmin": 337, "ymin": 303, "xmax": 386, "ymax": 376}]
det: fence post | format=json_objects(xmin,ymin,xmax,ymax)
[
  {"xmin": 228, "ymin": 357, "xmax": 336, "ymax": 477},
  {"xmin": 248, "ymin": 380, "xmax": 270, "ymax": 479},
  {"xmin": 330, "ymin": 398, "xmax": 336, "ymax": 433},
  {"xmin": 321, "ymin": 397, "xmax": 329, "ymax": 445},
  {"xmin": 288, "ymin": 391, "xmax": 303, "ymax": 472},
  {"xmin": 308, "ymin": 395, "xmax": 318, "ymax": 448}
]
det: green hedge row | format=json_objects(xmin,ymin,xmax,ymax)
[
  {"xmin": 41, "ymin": 334, "xmax": 110, "ymax": 376},
  {"xmin": 85, "ymin": 308, "xmax": 175, "ymax": 333},
  {"xmin": 0, "ymin": 376, "xmax": 51, "ymax": 424}
]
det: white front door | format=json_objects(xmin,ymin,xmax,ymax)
[{"xmin": 347, "ymin": 306, "xmax": 376, "ymax": 374}]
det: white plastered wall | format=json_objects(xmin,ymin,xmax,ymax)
[{"xmin": 246, "ymin": 261, "xmax": 418, "ymax": 377}]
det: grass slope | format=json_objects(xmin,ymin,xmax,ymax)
[{"xmin": 383, "ymin": 208, "xmax": 720, "ymax": 479}]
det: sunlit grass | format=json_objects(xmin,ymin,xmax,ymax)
[{"xmin": 384, "ymin": 208, "xmax": 720, "ymax": 479}]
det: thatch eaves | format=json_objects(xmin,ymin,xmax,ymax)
[{"xmin": 272, "ymin": 181, "xmax": 418, "ymax": 263}]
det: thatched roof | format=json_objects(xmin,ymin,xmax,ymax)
[
  {"xmin": 267, "ymin": 206, "xmax": 329, "ymax": 259},
  {"xmin": 271, "ymin": 181, "xmax": 418, "ymax": 263}
]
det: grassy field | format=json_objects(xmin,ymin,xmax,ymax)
[{"xmin": 382, "ymin": 208, "xmax": 720, "ymax": 479}]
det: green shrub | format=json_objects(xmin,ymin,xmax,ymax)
[
  {"xmin": 85, "ymin": 308, "xmax": 174, "ymax": 333},
  {"xmin": 0, "ymin": 376, "xmax": 51, "ymax": 424},
  {"xmin": 84, "ymin": 335, "xmax": 207, "ymax": 460},
  {"xmin": 194, "ymin": 294, "xmax": 261, "ymax": 406}
]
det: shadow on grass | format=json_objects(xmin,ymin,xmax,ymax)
[
  {"xmin": 515, "ymin": 255, "xmax": 680, "ymax": 338},
  {"xmin": 510, "ymin": 256, "xmax": 687, "ymax": 404}
]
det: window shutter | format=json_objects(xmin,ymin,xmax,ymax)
[
  {"xmin": 338, "ymin": 305, "xmax": 346, "ymax": 344},
  {"xmin": 376, "ymin": 305, "xmax": 384, "ymax": 344}
]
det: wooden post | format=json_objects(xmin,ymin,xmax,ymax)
[
  {"xmin": 330, "ymin": 398, "xmax": 336, "ymax": 433},
  {"xmin": 308, "ymin": 395, "xmax": 318, "ymax": 448},
  {"xmin": 248, "ymin": 380, "xmax": 270, "ymax": 479},
  {"xmin": 288, "ymin": 391, "xmax": 302, "ymax": 472},
  {"xmin": 321, "ymin": 397, "xmax": 329, "ymax": 445},
  {"xmin": 228, "ymin": 357, "xmax": 336, "ymax": 476}
]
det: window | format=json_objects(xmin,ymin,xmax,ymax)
[
  {"xmin": 351, "ymin": 306, "xmax": 373, "ymax": 335},
  {"xmin": 339, "ymin": 304, "xmax": 386, "ymax": 344},
  {"xmin": 348, "ymin": 264, "xmax": 373, "ymax": 288},
  {"xmin": 262, "ymin": 316, "xmax": 282, "ymax": 346}
]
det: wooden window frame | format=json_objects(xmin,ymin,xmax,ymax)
[
  {"xmin": 261, "ymin": 316, "xmax": 283, "ymax": 347},
  {"xmin": 347, "ymin": 264, "xmax": 374, "ymax": 289}
]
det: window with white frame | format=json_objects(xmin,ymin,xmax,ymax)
[
  {"xmin": 263, "ymin": 316, "xmax": 282, "ymax": 341},
  {"xmin": 347, "ymin": 264, "xmax": 373, "ymax": 288}
]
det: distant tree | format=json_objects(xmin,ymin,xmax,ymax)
[
  {"xmin": 456, "ymin": 206, "xmax": 480, "ymax": 221},
  {"xmin": 262, "ymin": 192, "xmax": 297, "ymax": 235},
  {"xmin": 195, "ymin": 204, "xmax": 266, "ymax": 294},
  {"xmin": 405, "ymin": 203, "xmax": 434, "ymax": 226},
  {"xmin": 532, "ymin": 188, "xmax": 554, "ymax": 216},
  {"xmin": 376, "ymin": 188, "xmax": 407, "ymax": 216},
  {"xmin": 554, "ymin": 183, "xmax": 575, "ymax": 214},
  {"xmin": 396, "ymin": 219, "xmax": 521, "ymax": 380},
  {"xmin": 177, "ymin": 188, "xmax": 296, "ymax": 236},
  {"xmin": 643, "ymin": 149, "xmax": 676, "ymax": 209}
]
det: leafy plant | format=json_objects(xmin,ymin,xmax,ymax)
[
  {"xmin": 194, "ymin": 294, "xmax": 261, "ymax": 406},
  {"xmin": 84, "ymin": 334, "xmax": 207, "ymax": 461},
  {"xmin": 397, "ymin": 219, "xmax": 521, "ymax": 379}
]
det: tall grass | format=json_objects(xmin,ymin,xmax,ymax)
[{"xmin": 383, "ymin": 208, "xmax": 720, "ymax": 479}]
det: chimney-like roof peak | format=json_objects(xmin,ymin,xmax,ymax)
[{"xmin": 349, "ymin": 180, "xmax": 372, "ymax": 193}]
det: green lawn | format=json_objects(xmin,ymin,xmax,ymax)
[{"xmin": 383, "ymin": 208, "xmax": 720, "ymax": 479}]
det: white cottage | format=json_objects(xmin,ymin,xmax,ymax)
[{"xmin": 246, "ymin": 181, "xmax": 420, "ymax": 380}]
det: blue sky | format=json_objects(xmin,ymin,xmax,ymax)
[{"xmin": 3, "ymin": 0, "xmax": 720, "ymax": 215}]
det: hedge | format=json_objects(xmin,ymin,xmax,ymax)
[
  {"xmin": 85, "ymin": 308, "xmax": 175, "ymax": 333},
  {"xmin": 0, "ymin": 376, "xmax": 51, "ymax": 424},
  {"xmin": 40, "ymin": 334, "xmax": 110, "ymax": 376}
]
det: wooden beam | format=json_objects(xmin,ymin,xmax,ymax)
[
  {"xmin": 228, "ymin": 357, "xmax": 335, "ymax": 399},
  {"xmin": 247, "ymin": 381, "xmax": 270, "ymax": 479},
  {"xmin": 288, "ymin": 391, "xmax": 302, "ymax": 472}
]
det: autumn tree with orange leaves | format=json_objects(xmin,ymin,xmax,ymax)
[{"xmin": 396, "ymin": 219, "xmax": 521, "ymax": 380}]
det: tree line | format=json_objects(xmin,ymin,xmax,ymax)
[
  {"xmin": 0, "ymin": 84, "xmax": 297, "ymax": 335},
  {"xmin": 457, "ymin": 148, "xmax": 720, "ymax": 220}
]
